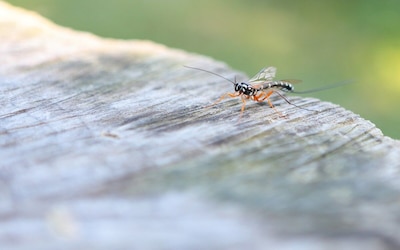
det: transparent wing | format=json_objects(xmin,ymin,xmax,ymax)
[{"xmin": 248, "ymin": 66, "xmax": 276, "ymax": 84}]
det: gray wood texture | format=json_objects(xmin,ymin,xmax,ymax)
[{"xmin": 1, "ymin": 2, "xmax": 400, "ymax": 249}]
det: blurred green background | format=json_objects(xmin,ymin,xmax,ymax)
[{"xmin": 7, "ymin": 0, "xmax": 400, "ymax": 139}]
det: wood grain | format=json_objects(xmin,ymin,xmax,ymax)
[{"xmin": 1, "ymin": 2, "xmax": 400, "ymax": 249}]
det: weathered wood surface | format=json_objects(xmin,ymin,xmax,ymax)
[{"xmin": 1, "ymin": 2, "xmax": 400, "ymax": 249}]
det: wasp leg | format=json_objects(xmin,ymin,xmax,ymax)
[
  {"xmin": 255, "ymin": 91, "xmax": 287, "ymax": 118},
  {"xmin": 205, "ymin": 92, "xmax": 239, "ymax": 109},
  {"xmin": 239, "ymin": 95, "xmax": 247, "ymax": 119},
  {"xmin": 254, "ymin": 91, "xmax": 274, "ymax": 106}
]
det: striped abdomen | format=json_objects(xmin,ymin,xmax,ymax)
[{"xmin": 262, "ymin": 81, "xmax": 294, "ymax": 92}]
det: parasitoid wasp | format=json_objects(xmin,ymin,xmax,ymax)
[{"xmin": 185, "ymin": 65, "xmax": 350, "ymax": 118}]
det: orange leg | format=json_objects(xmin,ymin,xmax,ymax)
[
  {"xmin": 239, "ymin": 95, "xmax": 247, "ymax": 119},
  {"xmin": 205, "ymin": 92, "xmax": 239, "ymax": 109},
  {"xmin": 255, "ymin": 91, "xmax": 287, "ymax": 118},
  {"xmin": 206, "ymin": 92, "xmax": 250, "ymax": 120},
  {"xmin": 255, "ymin": 91, "xmax": 274, "ymax": 107}
]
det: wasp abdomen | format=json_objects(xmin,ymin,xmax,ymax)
[{"xmin": 265, "ymin": 81, "xmax": 294, "ymax": 92}]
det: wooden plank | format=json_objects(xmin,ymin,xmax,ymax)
[{"xmin": 1, "ymin": 2, "xmax": 400, "ymax": 249}]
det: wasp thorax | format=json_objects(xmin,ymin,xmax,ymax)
[{"xmin": 235, "ymin": 82, "xmax": 256, "ymax": 96}]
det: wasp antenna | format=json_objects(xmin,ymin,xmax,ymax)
[
  {"xmin": 184, "ymin": 65, "xmax": 236, "ymax": 85},
  {"xmin": 292, "ymin": 80, "xmax": 353, "ymax": 94}
]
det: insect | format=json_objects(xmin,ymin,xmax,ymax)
[{"xmin": 185, "ymin": 65, "xmax": 305, "ymax": 117}]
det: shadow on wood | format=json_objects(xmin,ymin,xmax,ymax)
[{"xmin": 1, "ymin": 1, "xmax": 400, "ymax": 249}]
